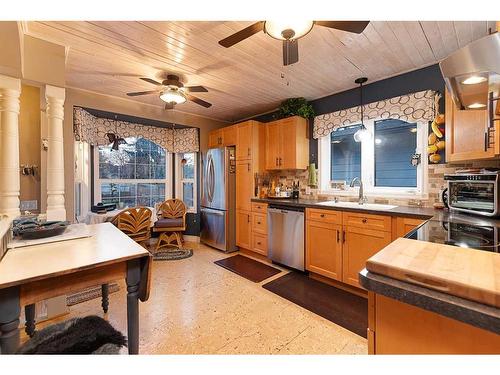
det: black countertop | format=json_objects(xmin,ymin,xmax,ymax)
[
  {"xmin": 253, "ymin": 197, "xmax": 500, "ymax": 333},
  {"xmin": 252, "ymin": 197, "xmax": 500, "ymax": 227}
]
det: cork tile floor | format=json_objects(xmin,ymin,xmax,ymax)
[{"xmin": 27, "ymin": 242, "xmax": 367, "ymax": 354}]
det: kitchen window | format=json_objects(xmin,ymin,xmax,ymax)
[
  {"xmin": 94, "ymin": 137, "xmax": 172, "ymax": 208},
  {"xmin": 175, "ymin": 152, "xmax": 197, "ymax": 213},
  {"xmin": 319, "ymin": 118, "xmax": 427, "ymax": 196}
]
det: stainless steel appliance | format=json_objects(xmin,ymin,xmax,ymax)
[
  {"xmin": 200, "ymin": 147, "xmax": 237, "ymax": 252},
  {"xmin": 268, "ymin": 205, "xmax": 305, "ymax": 271},
  {"xmin": 444, "ymin": 170, "xmax": 500, "ymax": 217},
  {"xmin": 406, "ymin": 219, "xmax": 499, "ymax": 253}
]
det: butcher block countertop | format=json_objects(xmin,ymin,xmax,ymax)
[{"xmin": 366, "ymin": 238, "xmax": 500, "ymax": 308}]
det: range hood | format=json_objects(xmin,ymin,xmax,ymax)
[{"xmin": 440, "ymin": 32, "xmax": 500, "ymax": 110}]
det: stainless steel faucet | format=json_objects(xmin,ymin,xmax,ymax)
[{"xmin": 350, "ymin": 177, "xmax": 366, "ymax": 205}]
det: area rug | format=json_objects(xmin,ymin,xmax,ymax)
[
  {"xmin": 67, "ymin": 283, "xmax": 120, "ymax": 307},
  {"xmin": 153, "ymin": 248, "xmax": 193, "ymax": 261},
  {"xmin": 214, "ymin": 254, "xmax": 281, "ymax": 283},
  {"xmin": 262, "ymin": 272, "xmax": 368, "ymax": 338}
]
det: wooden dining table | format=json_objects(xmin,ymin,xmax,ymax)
[{"xmin": 0, "ymin": 222, "xmax": 152, "ymax": 354}]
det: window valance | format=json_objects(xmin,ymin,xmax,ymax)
[
  {"xmin": 73, "ymin": 107, "xmax": 199, "ymax": 153},
  {"xmin": 313, "ymin": 89, "xmax": 438, "ymax": 139}
]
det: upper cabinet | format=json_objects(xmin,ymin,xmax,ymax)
[
  {"xmin": 208, "ymin": 125, "xmax": 238, "ymax": 148},
  {"xmin": 265, "ymin": 116, "xmax": 309, "ymax": 170},
  {"xmin": 445, "ymin": 88, "xmax": 499, "ymax": 162}
]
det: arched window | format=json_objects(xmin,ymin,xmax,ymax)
[{"xmin": 95, "ymin": 137, "xmax": 171, "ymax": 208}]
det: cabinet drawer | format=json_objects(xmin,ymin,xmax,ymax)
[
  {"xmin": 252, "ymin": 233, "xmax": 268, "ymax": 256},
  {"xmin": 252, "ymin": 213, "xmax": 267, "ymax": 234},
  {"xmin": 306, "ymin": 208, "xmax": 342, "ymax": 224},
  {"xmin": 251, "ymin": 202, "xmax": 268, "ymax": 213},
  {"xmin": 342, "ymin": 211, "xmax": 391, "ymax": 232}
]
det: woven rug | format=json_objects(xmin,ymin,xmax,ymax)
[
  {"xmin": 153, "ymin": 248, "xmax": 193, "ymax": 261},
  {"xmin": 67, "ymin": 283, "xmax": 120, "ymax": 307}
]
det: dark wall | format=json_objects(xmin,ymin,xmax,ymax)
[{"xmin": 252, "ymin": 64, "xmax": 446, "ymax": 166}]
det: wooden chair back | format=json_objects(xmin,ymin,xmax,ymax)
[
  {"xmin": 111, "ymin": 207, "xmax": 152, "ymax": 244},
  {"xmin": 157, "ymin": 199, "xmax": 187, "ymax": 226}
]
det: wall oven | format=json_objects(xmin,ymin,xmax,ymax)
[{"xmin": 444, "ymin": 171, "xmax": 500, "ymax": 217}]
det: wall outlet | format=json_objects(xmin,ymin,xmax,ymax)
[{"xmin": 20, "ymin": 200, "xmax": 38, "ymax": 211}]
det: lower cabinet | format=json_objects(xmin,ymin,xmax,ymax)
[
  {"xmin": 236, "ymin": 210, "xmax": 252, "ymax": 250},
  {"xmin": 342, "ymin": 226, "xmax": 392, "ymax": 288},
  {"xmin": 393, "ymin": 217, "xmax": 426, "ymax": 240},
  {"xmin": 305, "ymin": 220, "xmax": 342, "ymax": 281}
]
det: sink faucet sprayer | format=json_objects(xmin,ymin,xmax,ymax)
[{"xmin": 350, "ymin": 177, "xmax": 366, "ymax": 205}]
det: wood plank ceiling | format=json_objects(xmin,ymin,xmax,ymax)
[{"xmin": 24, "ymin": 21, "xmax": 496, "ymax": 123}]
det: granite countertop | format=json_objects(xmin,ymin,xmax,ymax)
[
  {"xmin": 359, "ymin": 269, "xmax": 500, "ymax": 334},
  {"xmin": 252, "ymin": 197, "xmax": 500, "ymax": 227}
]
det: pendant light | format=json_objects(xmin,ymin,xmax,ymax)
[{"xmin": 353, "ymin": 77, "xmax": 372, "ymax": 143}]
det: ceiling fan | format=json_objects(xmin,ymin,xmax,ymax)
[
  {"xmin": 126, "ymin": 75, "xmax": 212, "ymax": 110},
  {"xmin": 219, "ymin": 21, "xmax": 369, "ymax": 66}
]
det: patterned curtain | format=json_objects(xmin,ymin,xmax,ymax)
[
  {"xmin": 313, "ymin": 89, "xmax": 437, "ymax": 139},
  {"xmin": 73, "ymin": 107, "xmax": 199, "ymax": 153}
]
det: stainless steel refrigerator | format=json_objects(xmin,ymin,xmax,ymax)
[{"xmin": 200, "ymin": 146, "xmax": 237, "ymax": 252}]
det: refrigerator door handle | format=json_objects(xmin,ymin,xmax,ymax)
[{"xmin": 207, "ymin": 155, "xmax": 215, "ymax": 203}]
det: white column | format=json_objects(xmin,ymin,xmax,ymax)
[
  {"xmin": 0, "ymin": 75, "xmax": 21, "ymax": 218},
  {"xmin": 44, "ymin": 85, "xmax": 66, "ymax": 221}
]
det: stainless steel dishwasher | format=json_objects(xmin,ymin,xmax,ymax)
[{"xmin": 267, "ymin": 205, "xmax": 305, "ymax": 271}]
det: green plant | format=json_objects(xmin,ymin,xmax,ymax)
[{"xmin": 276, "ymin": 97, "xmax": 315, "ymax": 119}]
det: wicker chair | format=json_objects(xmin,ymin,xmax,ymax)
[
  {"xmin": 110, "ymin": 206, "xmax": 152, "ymax": 247},
  {"xmin": 153, "ymin": 199, "xmax": 187, "ymax": 251}
]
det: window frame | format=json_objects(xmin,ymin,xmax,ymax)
[
  {"xmin": 318, "ymin": 118, "xmax": 428, "ymax": 198},
  {"xmin": 93, "ymin": 138, "xmax": 173, "ymax": 207},
  {"xmin": 175, "ymin": 152, "xmax": 198, "ymax": 214}
]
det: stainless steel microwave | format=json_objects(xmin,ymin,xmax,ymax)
[{"xmin": 444, "ymin": 172, "xmax": 500, "ymax": 217}]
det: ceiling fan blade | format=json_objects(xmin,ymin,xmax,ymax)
[
  {"xmin": 164, "ymin": 102, "xmax": 174, "ymax": 110},
  {"xmin": 126, "ymin": 90, "xmax": 159, "ymax": 97},
  {"xmin": 186, "ymin": 93, "xmax": 212, "ymax": 108},
  {"xmin": 218, "ymin": 21, "xmax": 265, "ymax": 48},
  {"xmin": 283, "ymin": 39, "xmax": 299, "ymax": 66},
  {"xmin": 185, "ymin": 85, "xmax": 208, "ymax": 93},
  {"xmin": 315, "ymin": 21, "xmax": 369, "ymax": 34},
  {"xmin": 140, "ymin": 77, "xmax": 163, "ymax": 86}
]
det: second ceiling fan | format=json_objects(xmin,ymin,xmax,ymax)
[
  {"xmin": 219, "ymin": 21, "xmax": 369, "ymax": 66},
  {"xmin": 126, "ymin": 75, "xmax": 212, "ymax": 109}
]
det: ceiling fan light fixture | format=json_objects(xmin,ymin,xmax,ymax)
[
  {"xmin": 264, "ymin": 20, "xmax": 314, "ymax": 40},
  {"xmin": 160, "ymin": 89, "xmax": 187, "ymax": 104}
]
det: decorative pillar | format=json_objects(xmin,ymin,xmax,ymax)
[
  {"xmin": 44, "ymin": 85, "xmax": 66, "ymax": 221},
  {"xmin": 0, "ymin": 75, "xmax": 21, "ymax": 218}
]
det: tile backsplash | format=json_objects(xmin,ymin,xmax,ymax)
[{"xmin": 261, "ymin": 160, "xmax": 500, "ymax": 207}]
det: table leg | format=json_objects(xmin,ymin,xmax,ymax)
[
  {"xmin": 126, "ymin": 259, "xmax": 141, "ymax": 355},
  {"xmin": 0, "ymin": 286, "xmax": 21, "ymax": 354},
  {"xmin": 24, "ymin": 304, "xmax": 36, "ymax": 338},
  {"xmin": 101, "ymin": 284, "xmax": 109, "ymax": 314}
]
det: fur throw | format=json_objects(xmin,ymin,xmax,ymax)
[{"xmin": 17, "ymin": 316, "xmax": 127, "ymax": 354}]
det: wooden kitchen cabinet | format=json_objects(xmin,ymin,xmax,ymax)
[
  {"xmin": 251, "ymin": 202, "xmax": 268, "ymax": 256},
  {"xmin": 236, "ymin": 160, "xmax": 253, "ymax": 212},
  {"xmin": 392, "ymin": 216, "xmax": 426, "ymax": 240},
  {"xmin": 445, "ymin": 88, "xmax": 498, "ymax": 162},
  {"xmin": 265, "ymin": 116, "xmax": 309, "ymax": 170},
  {"xmin": 208, "ymin": 125, "xmax": 238, "ymax": 148},
  {"xmin": 342, "ymin": 226, "xmax": 392, "ymax": 288},
  {"xmin": 306, "ymin": 218, "xmax": 343, "ymax": 281},
  {"xmin": 236, "ymin": 210, "xmax": 252, "ymax": 250},
  {"xmin": 236, "ymin": 121, "xmax": 253, "ymax": 160}
]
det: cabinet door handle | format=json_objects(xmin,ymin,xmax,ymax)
[
  {"xmin": 279, "ymin": 157, "xmax": 282, "ymax": 166},
  {"xmin": 247, "ymin": 163, "xmax": 251, "ymax": 172},
  {"xmin": 257, "ymin": 241, "xmax": 261, "ymax": 245},
  {"xmin": 336, "ymin": 229, "xmax": 340, "ymax": 243},
  {"xmin": 362, "ymin": 218, "xmax": 367, "ymax": 223},
  {"xmin": 257, "ymin": 221, "xmax": 261, "ymax": 225},
  {"xmin": 248, "ymin": 148, "xmax": 251, "ymax": 157},
  {"xmin": 275, "ymin": 157, "xmax": 279, "ymax": 166},
  {"xmin": 247, "ymin": 215, "xmax": 250, "ymax": 223},
  {"xmin": 320, "ymin": 214, "xmax": 325, "ymax": 218},
  {"xmin": 484, "ymin": 132, "xmax": 488, "ymax": 151},
  {"xmin": 343, "ymin": 230, "xmax": 346, "ymax": 243}
]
